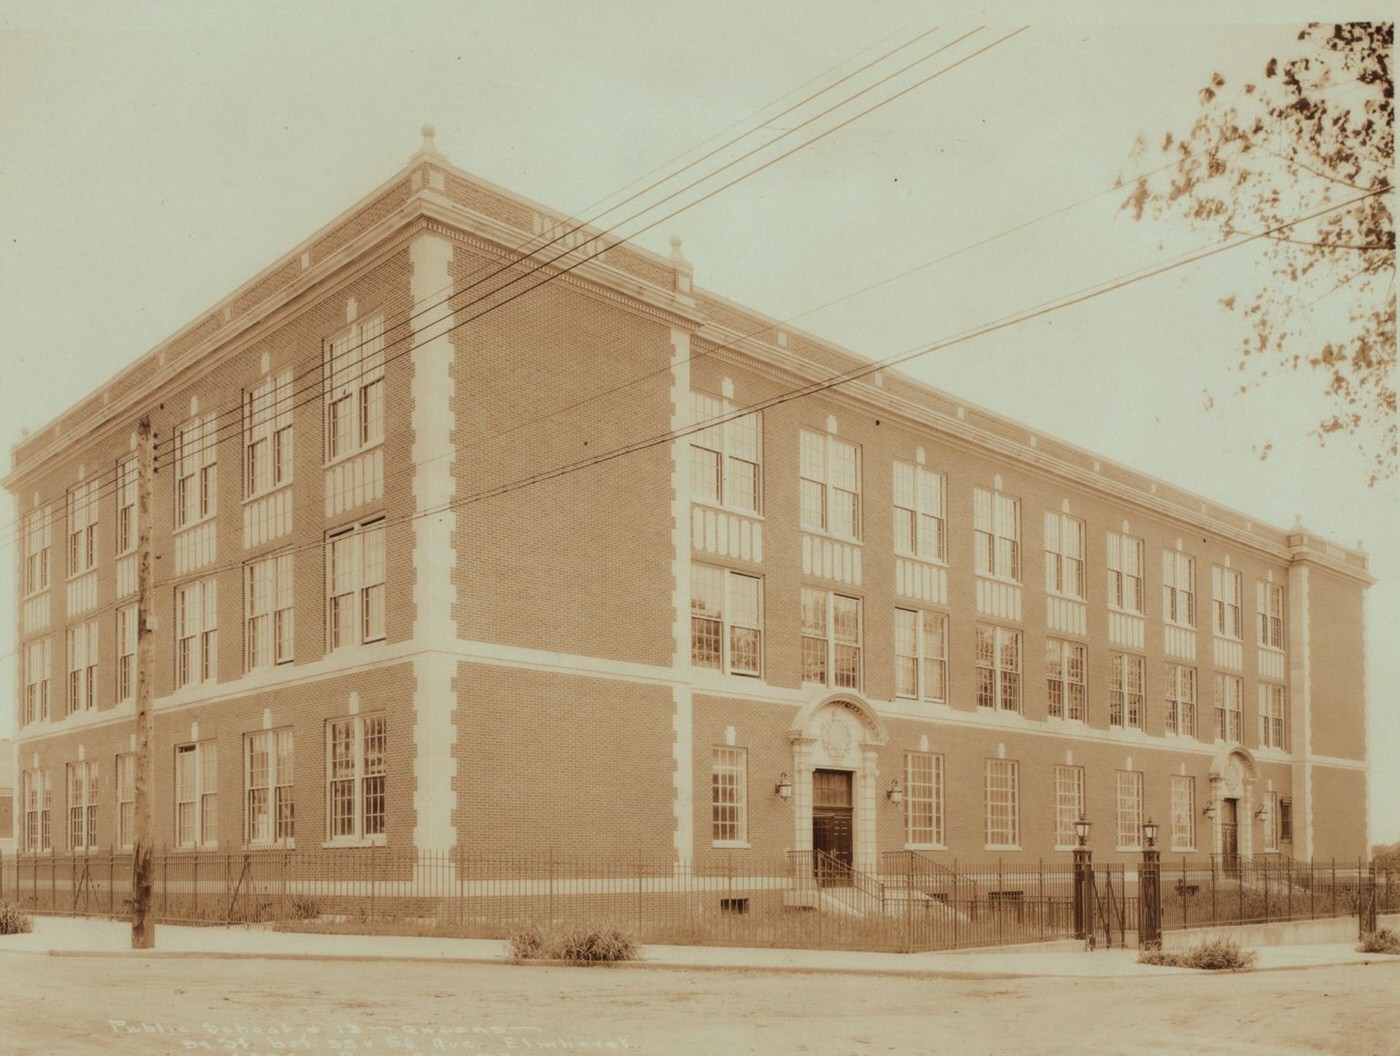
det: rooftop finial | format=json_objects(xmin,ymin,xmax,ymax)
[
  {"xmin": 669, "ymin": 233, "xmax": 688, "ymax": 264},
  {"xmin": 422, "ymin": 123, "xmax": 437, "ymax": 149}
]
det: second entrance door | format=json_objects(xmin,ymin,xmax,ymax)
[{"xmin": 812, "ymin": 769, "xmax": 853, "ymax": 886}]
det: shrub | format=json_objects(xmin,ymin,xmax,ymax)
[
  {"xmin": 507, "ymin": 923, "xmax": 545, "ymax": 960},
  {"xmin": 506, "ymin": 923, "xmax": 637, "ymax": 965},
  {"xmin": 0, "ymin": 901, "xmax": 34, "ymax": 936},
  {"xmin": 1358, "ymin": 928, "xmax": 1400, "ymax": 954},
  {"xmin": 289, "ymin": 894, "xmax": 320, "ymax": 921},
  {"xmin": 1139, "ymin": 938, "xmax": 1256, "ymax": 970}
]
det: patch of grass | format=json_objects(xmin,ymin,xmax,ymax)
[
  {"xmin": 506, "ymin": 923, "xmax": 638, "ymax": 965},
  {"xmin": 1358, "ymin": 928, "xmax": 1400, "ymax": 954},
  {"xmin": 1139, "ymin": 938, "xmax": 1256, "ymax": 971},
  {"xmin": 0, "ymin": 901, "xmax": 34, "ymax": 935}
]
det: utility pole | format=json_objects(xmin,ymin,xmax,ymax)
[{"xmin": 131, "ymin": 414, "xmax": 155, "ymax": 949}]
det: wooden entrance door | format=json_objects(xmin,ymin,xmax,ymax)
[
  {"xmin": 1221, "ymin": 798, "xmax": 1240, "ymax": 875},
  {"xmin": 812, "ymin": 769, "xmax": 854, "ymax": 886}
]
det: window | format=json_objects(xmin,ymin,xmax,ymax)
[
  {"xmin": 1164, "ymin": 663, "xmax": 1197, "ymax": 737},
  {"xmin": 690, "ymin": 393, "xmax": 760, "ymax": 512},
  {"xmin": 246, "ymin": 552, "xmax": 294, "ymax": 670},
  {"xmin": 325, "ymin": 316, "xmax": 385, "ymax": 462},
  {"xmin": 1258, "ymin": 582, "xmax": 1285, "ymax": 649},
  {"xmin": 1261, "ymin": 790, "xmax": 1279, "ymax": 851},
  {"xmin": 710, "ymin": 747, "xmax": 748, "ymax": 845},
  {"xmin": 800, "ymin": 588, "xmax": 861, "ymax": 689},
  {"xmin": 66, "ymin": 620, "xmax": 99, "ymax": 714},
  {"xmin": 1045, "ymin": 638, "xmax": 1086, "ymax": 720},
  {"xmin": 175, "ymin": 741, "xmax": 218, "ymax": 848},
  {"xmin": 1162, "ymin": 551, "xmax": 1196, "ymax": 627},
  {"xmin": 327, "ymin": 714, "xmax": 386, "ymax": 842},
  {"xmin": 1044, "ymin": 512, "xmax": 1085, "ymax": 599},
  {"xmin": 893, "ymin": 461, "xmax": 946, "ymax": 562},
  {"xmin": 1054, "ymin": 765, "xmax": 1086, "ymax": 848},
  {"xmin": 175, "ymin": 578, "xmax": 218, "ymax": 688},
  {"xmin": 175, "ymin": 414, "xmax": 218, "ymax": 529},
  {"xmin": 67, "ymin": 760, "xmax": 97, "ymax": 851},
  {"xmin": 974, "ymin": 488, "xmax": 1020, "ymax": 580},
  {"xmin": 23, "ymin": 637, "xmax": 51, "ymax": 725},
  {"xmin": 327, "ymin": 519, "xmax": 386, "ymax": 649},
  {"xmin": 894, "ymin": 608, "xmax": 947, "ymax": 703},
  {"xmin": 23, "ymin": 506, "xmax": 51, "ymax": 596},
  {"xmin": 1109, "ymin": 653, "xmax": 1145, "ymax": 729},
  {"xmin": 66, "ymin": 478, "xmax": 100, "ymax": 576},
  {"xmin": 245, "ymin": 728, "xmax": 294, "ymax": 846},
  {"xmin": 22, "ymin": 769, "xmax": 52, "ymax": 853},
  {"xmin": 116, "ymin": 605, "xmax": 137, "ymax": 705},
  {"xmin": 116, "ymin": 753, "xmax": 136, "ymax": 849},
  {"xmin": 975, "ymin": 624, "xmax": 1021, "ymax": 712},
  {"xmin": 1170, "ymin": 776, "xmax": 1196, "ymax": 851},
  {"xmin": 116, "ymin": 457, "xmax": 138, "ymax": 557},
  {"xmin": 1115, "ymin": 770, "xmax": 1144, "ymax": 850},
  {"xmin": 1214, "ymin": 673, "xmax": 1244, "ymax": 742},
  {"xmin": 244, "ymin": 370, "xmax": 294, "ymax": 498},
  {"xmin": 1212, "ymin": 566, "xmax": 1244, "ymax": 640},
  {"xmin": 1259, "ymin": 684, "xmax": 1288, "ymax": 750},
  {"xmin": 799, "ymin": 429, "xmax": 860, "ymax": 539},
  {"xmin": 984, "ymin": 759, "xmax": 1019, "ymax": 848},
  {"xmin": 690, "ymin": 566, "xmax": 762, "ymax": 676},
  {"xmin": 1107, "ymin": 532, "xmax": 1144, "ymax": 614},
  {"xmin": 1279, "ymin": 799, "xmax": 1293, "ymax": 843},
  {"xmin": 905, "ymin": 752, "xmax": 945, "ymax": 846}
]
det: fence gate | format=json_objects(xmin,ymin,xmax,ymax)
[
  {"xmin": 1089, "ymin": 865, "xmax": 1127, "ymax": 948},
  {"xmin": 1359, "ymin": 865, "xmax": 1378, "ymax": 938}
]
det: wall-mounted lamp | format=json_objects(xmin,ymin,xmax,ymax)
[
  {"xmin": 1142, "ymin": 817, "xmax": 1159, "ymax": 849},
  {"xmin": 1202, "ymin": 802, "xmax": 1217, "ymax": 820},
  {"xmin": 1074, "ymin": 814, "xmax": 1092, "ymax": 847},
  {"xmin": 1254, "ymin": 805, "xmax": 1268, "ymax": 822},
  {"xmin": 774, "ymin": 772, "xmax": 792, "ymax": 800},
  {"xmin": 886, "ymin": 779, "xmax": 904, "ymax": 806}
]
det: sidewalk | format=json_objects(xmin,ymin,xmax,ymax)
[{"xmin": 2, "ymin": 915, "xmax": 1395, "ymax": 978}]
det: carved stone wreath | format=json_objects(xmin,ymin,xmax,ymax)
[{"xmin": 820, "ymin": 711, "xmax": 853, "ymax": 763}]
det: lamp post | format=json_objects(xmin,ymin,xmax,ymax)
[
  {"xmin": 1073, "ymin": 814, "xmax": 1094, "ymax": 941},
  {"xmin": 1139, "ymin": 817, "xmax": 1162, "ymax": 950}
]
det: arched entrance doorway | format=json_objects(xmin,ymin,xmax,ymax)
[{"xmin": 1208, "ymin": 747, "xmax": 1260, "ymax": 872}]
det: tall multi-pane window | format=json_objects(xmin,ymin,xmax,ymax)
[
  {"xmin": 976, "ymin": 625, "xmax": 1022, "ymax": 712},
  {"xmin": 244, "ymin": 370, "xmax": 294, "ymax": 498},
  {"xmin": 690, "ymin": 393, "xmax": 760, "ymax": 512},
  {"xmin": 326, "ymin": 714, "xmax": 386, "ymax": 842},
  {"xmin": 1162, "ymin": 550, "xmax": 1196, "ymax": 627},
  {"xmin": 1165, "ymin": 663, "xmax": 1197, "ymax": 737},
  {"xmin": 1054, "ymin": 765, "xmax": 1086, "ymax": 848},
  {"xmin": 325, "ymin": 316, "xmax": 385, "ymax": 462},
  {"xmin": 984, "ymin": 759, "xmax": 1020, "ymax": 848},
  {"xmin": 1258, "ymin": 582, "xmax": 1285, "ymax": 649},
  {"xmin": 246, "ymin": 553, "xmax": 294, "ymax": 670},
  {"xmin": 893, "ymin": 461, "xmax": 946, "ymax": 562},
  {"xmin": 1115, "ymin": 770, "xmax": 1144, "ymax": 850},
  {"xmin": 23, "ymin": 506, "xmax": 52, "ymax": 596},
  {"xmin": 1214, "ymin": 673, "xmax": 1244, "ymax": 742},
  {"xmin": 174, "ymin": 414, "xmax": 218, "ymax": 529},
  {"xmin": 22, "ymin": 769, "xmax": 52, "ymax": 853},
  {"xmin": 116, "ymin": 753, "xmax": 136, "ymax": 849},
  {"xmin": 245, "ymin": 728, "xmax": 294, "ymax": 846},
  {"xmin": 66, "ymin": 620, "xmax": 99, "ymax": 714},
  {"xmin": 1044, "ymin": 512, "xmax": 1086, "ymax": 599},
  {"xmin": 1259, "ymin": 684, "xmax": 1288, "ymax": 749},
  {"xmin": 690, "ymin": 566, "xmax": 762, "ymax": 676},
  {"xmin": 1170, "ymin": 776, "xmax": 1196, "ymax": 851},
  {"xmin": 23, "ymin": 638, "xmax": 51, "ymax": 725},
  {"xmin": 116, "ymin": 457, "xmax": 138, "ymax": 557},
  {"xmin": 66, "ymin": 478, "xmax": 100, "ymax": 576},
  {"xmin": 1261, "ymin": 790, "xmax": 1279, "ymax": 851},
  {"xmin": 974, "ymin": 488, "xmax": 1020, "ymax": 580},
  {"xmin": 67, "ymin": 760, "xmax": 98, "ymax": 851},
  {"xmin": 1045, "ymin": 638, "xmax": 1086, "ymax": 720},
  {"xmin": 175, "ymin": 578, "xmax": 218, "ymax": 689},
  {"xmin": 327, "ymin": 519, "xmax": 386, "ymax": 649},
  {"xmin": 1279, "ymin": 799, "xmax": 1294, "ymax": 843},
  {"xmin": 799, "ymin": 429, "xmax": 860, "ymax": 539},
  {"xmin": 116, "ymin": 605, "xmax": 137, "ymax": 705},
  {"xmin": 800, "ymin": 588, "xmax": 861, "ymax": 689},
  {"xmin": 1107, "ymin": 532, "xmax": 1144, "ymax": 614},
  {"xmin": 710, "ymin": 747, "xmax": 748, "ymax": 845},
  {"xmin": 1109, "ymin": 653, "xmax": 1145, "ymax": 728},
  {"xmin": 1212, "ymin": 566, "xmax": 1244, "ymax": 640},
  {"xmin": 174, "ymin": 741, "xmax": 218, "ymax": 848},
  {"xmin": 905, "ymin": 752, "xmax": 945, "ymax": 847},
  {"xmin": 893, "ymin": 608, "xmax": 947, "ymax": 703}
]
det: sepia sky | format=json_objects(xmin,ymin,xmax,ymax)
[{"xmin": 0, "ymin": 2, "xmax": 1395, "ymax": 842}]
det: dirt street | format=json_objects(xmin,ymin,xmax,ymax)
[{"xmin": 2, "ymin": 954, "xmax": 1398, "ymax": 1056}]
